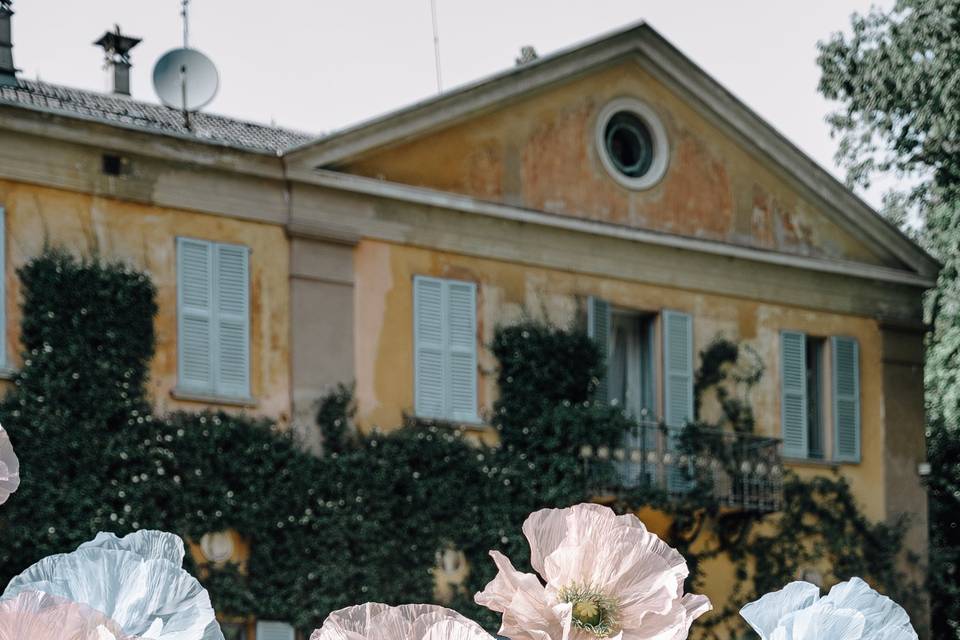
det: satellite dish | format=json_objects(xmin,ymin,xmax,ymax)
[{"xmin": 152, "ymin": 47, "xmax": 219, "ymax": 111}]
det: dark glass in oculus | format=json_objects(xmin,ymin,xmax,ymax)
[{"xmin": 604, "ymin": 111, "xmax": 655, "ymax": 178}]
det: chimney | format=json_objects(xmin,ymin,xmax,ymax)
[
  {"xmin": 94, "ymin": 25, "xmax": 141, "ymax": 96},
  {"xmin": 0, "ymin": 0, "xmax": 16, "ymax": 87}
]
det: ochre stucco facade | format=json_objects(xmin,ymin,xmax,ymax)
[
  {"xmin": 342, "ymin": 61, "xmax": 891, "ymax": 269},
  {"xmin": 0, "ymin": 178, "xmax": 292, "ymax": 421},
  {"xmin": 353, "ymin": 239, "xmax": 889, "ymax": 519}
]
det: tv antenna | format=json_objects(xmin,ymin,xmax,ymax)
[
  {"xmin": 430, "ymin": 0, "xmax": 442, "ymax": 92},
  {"xmin": 181, "ymin": 0, "xmax": 190, "ymax": 47},
  {"xmin": 152, "ymin": 0, "xmax": 219, "ymax": 128}
]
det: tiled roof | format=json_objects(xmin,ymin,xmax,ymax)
[{"xmin": 0, "ymin": 78, "xmax": 314, "ymax": 153}]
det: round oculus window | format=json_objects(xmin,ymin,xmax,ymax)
[
  {"xmin": 596, "ymin": 98, "xmax": 668, "ymax": 190},
  {"xmin": 604, "ymin": 112, "xmax": 655, "ymax": 178}
]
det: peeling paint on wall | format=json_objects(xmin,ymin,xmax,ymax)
[{"xmin": 343, "ymin": 61, "xmax": 889, "ymax": 268}]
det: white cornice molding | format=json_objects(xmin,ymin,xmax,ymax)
[{"xmin": 293, "ymin": 168, "xmax": 935, "ymax": 289}]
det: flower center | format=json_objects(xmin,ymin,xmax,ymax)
[{"xmin": 559, "ymin": 584, "xmax": 619, "ymax": 638}]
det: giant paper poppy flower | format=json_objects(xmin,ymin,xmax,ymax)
[
  {"xmin": 740, "ymin": 578, "xmax": 918, "ymax": 639},
  {"xmin": 2, "ymin": 530, "xmax": 223, "ymax": 640},
  {"xmin": 310, "ymin": 602, "xmax": 493, "ymax": 640},
  {"xmin": 0, "ymin": 590, "xmax": 134, "ymax": 640},
  {"xmin": 0, "ymin": 425, "xmax": 19, "ymax": 505},
  {"xmin": 475, "ymin": 503, "xmax": 711, "ymax": 640}
]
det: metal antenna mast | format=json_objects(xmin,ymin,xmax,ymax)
[
  {"xmin": 430, "ymin": 0, "xmax": 442, "ymax": 92},
  {"xmin": 179, "ymin": 0, "xmax": 191, "ymax": 128},
  {"xmin": 180, "ymin": 0, "xmax": 190, "ymax": 48}
]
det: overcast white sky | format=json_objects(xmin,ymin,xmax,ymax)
[{"xmin": 12, "ymin": 1, "xmax": 892, "ymax": 206}]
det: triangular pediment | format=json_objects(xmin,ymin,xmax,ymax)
[{"xmin": 287, "ymin": 24, "xmax": 937, "ymax": 278}]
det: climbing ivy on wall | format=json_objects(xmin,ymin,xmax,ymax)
[
  {"xmin": 0, "ymin": 249, "xmax": 914, "ymax": 637},
  {"xmin": 613, "ymin": 339, "xmax": 917, "ymax": 639}
]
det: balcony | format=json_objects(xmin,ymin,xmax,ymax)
[{"xmin": 580, "ymin": 421, "xmax": 784, "ymax": 513}]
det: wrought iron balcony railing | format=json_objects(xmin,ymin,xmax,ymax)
[{"xmin": 580, "ymin": 421, "xmax": 784, "ymax": 513}]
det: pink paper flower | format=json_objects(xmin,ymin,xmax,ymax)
[
  {"xmin": 0, "ymin": 425, "xmax": 19, "ymax": 506},
  {"xmin": 475, "ymin": 503, "xmax": 710, "ymax": 640},
  {"xmin": 0, "ymin": 590, "xmax": 134, "ymax": 640},
  {"xmin": 310, "ymin": 602, "xmax": 492, "ymax": 640}
]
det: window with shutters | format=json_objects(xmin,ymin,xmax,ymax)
[
  {"xmin": 413, "ymin": 276, "xmax": 478, "ymax": 423},
  {"xmin": 588, "ymin": 299, "xmax": 696, "ymax": 490},
  {"xmin": 588, "ymin": 299, "xmax": 660, "ymax": 419},
  {"xmin": 255, "ymin": 621, "xmax": 295, "ymax": 640},
  {"xmin": 780, "ymin": 331, "xmax": 860, "ymax": 463},
  {"xmin": 176, "ymin": 237, "xmax": 251, "ymax": 401}
]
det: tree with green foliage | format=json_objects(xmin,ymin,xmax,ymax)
[{"xmin": 817, "ymin": 1, "xmax": 960, "ymax": 634}]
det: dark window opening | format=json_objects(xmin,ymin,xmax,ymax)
[
  {"xmin": 220, "ymin": 623, "xmax": 247, "ymax": 640},
  {"xmin": 806, "ymin": 337, "xmax": 825, "ymax": 459},
  {"xmin": 604, "ymin": 111, "xmax": 655, "ymax": 178},
  {"xmin": 102, "ymin": 153, "xmax": 125, "ymax": 176},
  {"xmin": 608, "ymin": 312, "xmax": 656, "ymax": 419}
]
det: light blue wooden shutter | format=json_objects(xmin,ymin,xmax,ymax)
[
  {"xmin": 780, "ymin": 331, "xmax": 808, "ymax": 458},
  {"xmin": 447, "ymin": 280, "xmax": 478, "ymax": 422},
  {"xmin": 256, "ymin": 621, "xmax": 295, "ymax": 640},
  {"xmin": 587, "ymin": 296, "xmax": 611, "ymax": 402},
  {"xmin": 663, "ymin": 311, "xmax": 693, "ymax": 492},
  {"xmin": 414, "ymin": 277, "xmax": 478, "ymax": 422},
  {"xmin": 214, "ymin": 243, "xmax": 250, "ymax": 398},
  {"xmin": 414, "ymin": 276, "xmax": 446, "ymax": 418},
  {"xmin": 663, "ymin": 311, "xmax": 693, "ymax": 427},
  {"xmin": 177, "ymin": 238, "xmax": 214, "ymax": 392},
  {"xmin": 832, "ymin": 336, "xmax": 861, "ymax": 462}
]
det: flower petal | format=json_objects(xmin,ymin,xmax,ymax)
[
  {"xmin": 77, "ymin": 531, "xmax": 186, "ymax": 566},
  {"xmin": 787, "ymin": 602, "xmax": 865, "ymax": 640},
  {"xmin": 0, "ymin": 590, "xmax": 134, "ymax": 640},
  {"xmin": 541, "ymin": 521, "xmax": 691, "ymax": 630},
  {"xmin": 419, "ymin": 618, "xmax": 493, "ymax": 640},
  {"xmin": 0, "ymin": 425, "xmax": 20, "ymax": 506},
  {"xmin": 313, "ymin": 603, "xmax": 490, "ymax": 640},
  {"xmin": 475, "ymin": 551, "xmax": 565, "ymax": 640},
  {"xmin": 523, "ymin": 504, "xmax": 646, "ymax": 579},
  {"xmin": 622, "ymin": 594, "xmax": 712, "ymax": 640},
  {"xmin": 821, "ymin": 578, "xmax": 917, "ymax": 640},
  {"xmin": 740, "ymin": 581, "xmax": 821, "ymax": 640},
  {"xmin": 3, "ymin": 532, "xmax": 222, "ymax": 640}
]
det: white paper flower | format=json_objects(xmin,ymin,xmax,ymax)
[
  {"xmin": 740, "ymin": 578, "xmax": 918, "ymax": 640},
  {"xmin": 0, "ymin": 590, "xmax": 134, "ymax": 640},
  {"xmin": 475, "ymin": 503, "xmax": 711, "ymax": 640},
  {"xmin": 0, "ymin": 425, "xmax": 20, "ymax": 505},
  {"xmin": 310, "ymin": 602, "xmax": 493, "ymax": 640},
  {"xmin": 2, "ymin": 530, "xmax": 224, "ymax": 640}
]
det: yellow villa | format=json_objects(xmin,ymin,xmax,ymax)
[{"xmin": 0, "ymin": 8, "xmax": 935, "ymax": 639}]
